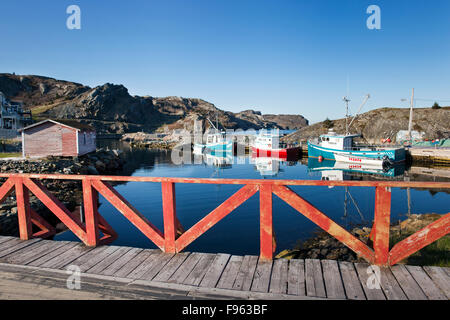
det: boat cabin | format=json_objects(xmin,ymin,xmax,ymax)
[
  {"xmin": 206, "ymin": 131, "xmax": 228, "ymax": 144},
  {"xmin": 255, "ymin": 133, "xmax": 279, "ymax": 148},
  {"xmin": 319, "ymin": 131, "xmax": 360, "ymax": 150}
]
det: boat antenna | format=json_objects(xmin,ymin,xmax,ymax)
[
  {"xmin": 347, "ymin": 94, "xmax": 370, "ymax": 133},
  {"xmin": 206, "ymin": 117, "xmax": 218, "ymax": 131},
  {"xmin": 216, "ymin": 112, "xmax": 219, "ymax": 132},
  {"xmin": 407, "ymin": 88, "xmax": 414, "ymax": 144},
  {"xmin": 343, "ymin": 96, "xmax": 351, "ymax": 135}
]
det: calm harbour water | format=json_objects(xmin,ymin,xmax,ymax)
[{"xmin": 56, "ymin": 140, "xmax": 450, "ymax": 256}]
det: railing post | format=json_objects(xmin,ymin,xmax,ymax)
[
  {"xmin": 162, "ymin": 181, "xmax": 177, "ymax": 253},
  {"xmin": 15, "ymin": 177, "xmax": 33, "ymax": 240},
  {"xmin": 260, "ymin": 184, "xmax": 274, "ymax": 260},
  {"xmin": 83, "ymin": 179, "xmax": 99, "ymax": 246},
  {"xmin": 373, "ymin": 186, "xmax": 391, "ymax": 265}
]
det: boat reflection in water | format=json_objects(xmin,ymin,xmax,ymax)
[
  {"xmin": 250, "ymin": 153, "xmax": 299, "ymax": 178},
  {"xmin": 307, "ymin": 157, "xmax": 406, "ymax": 227},
  {"xmin": 203, "ymin": 150, "xmax": 233, "ymax": 169},
  {"xmin": 307, "ymin": 157, "xmax": 405, "ymax": 181},
  {"xmin": 252, "ymin": 156, "xmax": 281, "ymax": 177}
]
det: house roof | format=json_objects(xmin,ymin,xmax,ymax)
[{"xmin": 19, "ymin": 119, "xmax": 95, "ymax": 132}]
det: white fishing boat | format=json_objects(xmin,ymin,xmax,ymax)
[
  {"xmin": 193, "ymin": 117, "xmax": 233, "ymax": 154},
  {"xmin": 251, "ymin": 129, "xmax": 300, "ymax": 159},
  {"xmin": 308, "ymin": 95, "xmax": 406, "ymax": 167}
]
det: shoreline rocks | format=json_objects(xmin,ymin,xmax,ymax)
[
  {"xmin": 0, "ymin": 148, "xmax": 125, "ymax": 236},
  {"xmin": 121, "ymin": 132, "xmax": 176, "ymax": 150}
]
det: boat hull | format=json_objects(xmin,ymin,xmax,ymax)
[
  {"xmin": 193, "ymin": 144, "xmax": 205, "ymax": 154},
  {"xmin": 307, "ymin": 142, "xmax": 406, "ymax": 166},
  {"xmin": 205, "ymin": 141, "xmax": 233, "ymax": 153},
  {"xmin": 251, "ymin": 146, "xmax": 300, "ymax": 159}
]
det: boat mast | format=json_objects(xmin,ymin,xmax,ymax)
[
  {"xmin": 216, "ymin": 112, "xmax": 219, "ymax": 133},
  {"xmin": 408, "ymin": 88, "xmax": 415, "ymax": 144},
  {"xmin": 347, "ymin": 94, "xmax": 370, "ymax": 132},
  {"xmin": 343, "ymin": 96, "xmax": 351, "ymax": 135},
  {"xmin": 206, "ymin": 117, "xmax": 218, "ymax": 131}
]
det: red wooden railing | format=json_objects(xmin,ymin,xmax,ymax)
[{"xmin": 0, "ymin": 173, "xmax": 449, "ymax": 266}]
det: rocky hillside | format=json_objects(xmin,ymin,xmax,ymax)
[
  {"xmin": 284, "ymin": 107, "xmax": 450, "ymax": 144},
  {"xmin": 0, "ymin": 73, "xmax": 308, "ymax": 135}
]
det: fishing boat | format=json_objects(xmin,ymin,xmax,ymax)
[
  {"xmin": 308, "ymin": 94, "xmax": 406, "ymax": 167},
  {"xmin": 193, "ymin": 117, "xmax": 233, "ymax": 154},
  {"xmin": 251, "ymin": 130, "xmax": 300, "ymax": 159},
  {"xmin": 194, "ymin": 131, "xmax": 233, "ymax": 154},
  {"xmin": 308, "ymin": 130, "xmax": 406, "ymax": 167}
]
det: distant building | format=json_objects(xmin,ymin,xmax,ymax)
[
  {"xmin": 19, "ymin": 119, "xmax": 96, "ymax": 158},
  {"xmin": 0, "ymin": 92, "xmax": 32, "ymax": 138}
]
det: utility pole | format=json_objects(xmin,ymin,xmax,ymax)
[{"xmin": 408, "ymin": 88, "xmax": 414, "ymax": 144}]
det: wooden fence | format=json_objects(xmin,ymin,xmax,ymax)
[{"xmin": 0, "ymin": 173, "xmax": 448, "ymax": 266}]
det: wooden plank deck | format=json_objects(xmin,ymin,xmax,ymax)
[{"xmin": 0, "ymin": 236, "xmax": 448, "ymax": 300}]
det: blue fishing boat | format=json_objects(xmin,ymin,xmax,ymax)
[
  {"xmin": 193, "ymin": 116, "xmax": 233, "ymax": 154},
  {"xmin": 193, "ymin": 131, "xmax": 233, "ymax": 154},
  {"xmin": 308, "ymin": 129, "xmax": 406, "ymax": 167}
]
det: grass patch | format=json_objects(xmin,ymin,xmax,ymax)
[
  {"xmin": 30, "ymin": 103, "xmax": 58, "ymax": 115},
  {"xmin": 0, "ymin": 152, "xmax": 22, "ymax": 158},
  {"xmin": 390, "ymin": 233, "xmax": 450, "ymax": 267}
]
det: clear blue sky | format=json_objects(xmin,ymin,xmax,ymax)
[{"xmin": 1, "ymin": 0, "xmax": 449, "ymax": 123}]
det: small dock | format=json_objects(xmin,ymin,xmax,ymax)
[
  {"xmin": 0, "ymin": 236, "xmax": 449, "ymax": 300},
  {"xmin": 408, "ymin": 147, "xmax": 450, "ymax": 164}
]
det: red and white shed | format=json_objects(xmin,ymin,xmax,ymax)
[{"xmin": 19, "ymin": 119, "xmax": 96, "ymax": 158}]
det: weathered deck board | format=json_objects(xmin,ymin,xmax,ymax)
[
  {"xmin": 65, "ymin": 245, "xmax": 114, "ymax": 272},
  {"xmin": 183, "ymin": 253, "xmax": 216, "ymax": 287},
  {"xmin": 250, "ymin": 259, "xmax": 273, "ymax": 293},
  {"xmin": 114, "ymin": 249, "xmax": 157, "ymax": 278},
  {"xmin": 168, "ymin": 252, "xmax": 203, "ymax": 284},
  {"xmin": 217, "ymin": 255, "xmax": 244, "ymax": 290},
  {"xmin": 269, "ymin": 258, "xmax": 288, "ymax": 294},
  {"xmin": 390, "ymin": 265, "xmax": 427, "ymax": 300},
  {"xmin": 27, "ymin": 242, "xmax": 79, "ymax": 267},
  {"xmin": 199, "ymin": 253, "xmax": 230, "ymax": 288},
  {"xmin": 0, "ymin": 236, "xmax": 14, "ymax": 245},
  {"xmin": 0, "ymin": 240, "xmax": 63, "ymax": 265},
  {"xmin": 40, "ymin": 244, "xmax": 94, "ymax": 269},
  {"xmin": 354, "ymin": 263, "xmax": 386, "ymax": 300},
  {"xmin": 0, "ymin": 238, "xmax": 21, "ymax": 250},
  {"xmin": 338, "ymin": 261, "xmax": 365, "ymax": 300},
  {"xmin": 100, "ymin": 247, "xmax": 143, "ymax": 276},
  {"xmin": 423, "ymin": 266, "xmax": 450, "ymax": 299},
  {"xmin": 233, "ymin": 255, "xmax": 259, "ymax": 291},
  {"xmin": 153, "ymin": 252, "xmax": 190, "ymax": 282},
  {"xmin": 0, "ymin": 236, "xmax": 449, "ymax": 300},
  {"xmin": 378, "ymin": 267, "xmax": 407, "ymax": 300},
  {"xmin": 0, "ymin": 238, "xmax": 42, "ymax": 259},
  {"xmin": 128, "ymin": 252, "xmax": 174, "ymax": 280},
  {"xmin": 305, "ymin": 259, "xmax": 326, "ymax": 298},
  {"xmin": 85, "ymin": 246, "xmax": 132, "ymax": 274},
  {"xmin": 406, "ymin": 265, "xmax": 447, "ymax": 300},
  {"xmin": 444, "ymin": 267, "xmax": 450, "ymax": 277},
  {"xmin": 287, "ymin": 259, "xmax": 306, "ymax": 296},
  {"xmin": 321, "ymin": 260, "xmax": 345, "ymax": 299}
]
